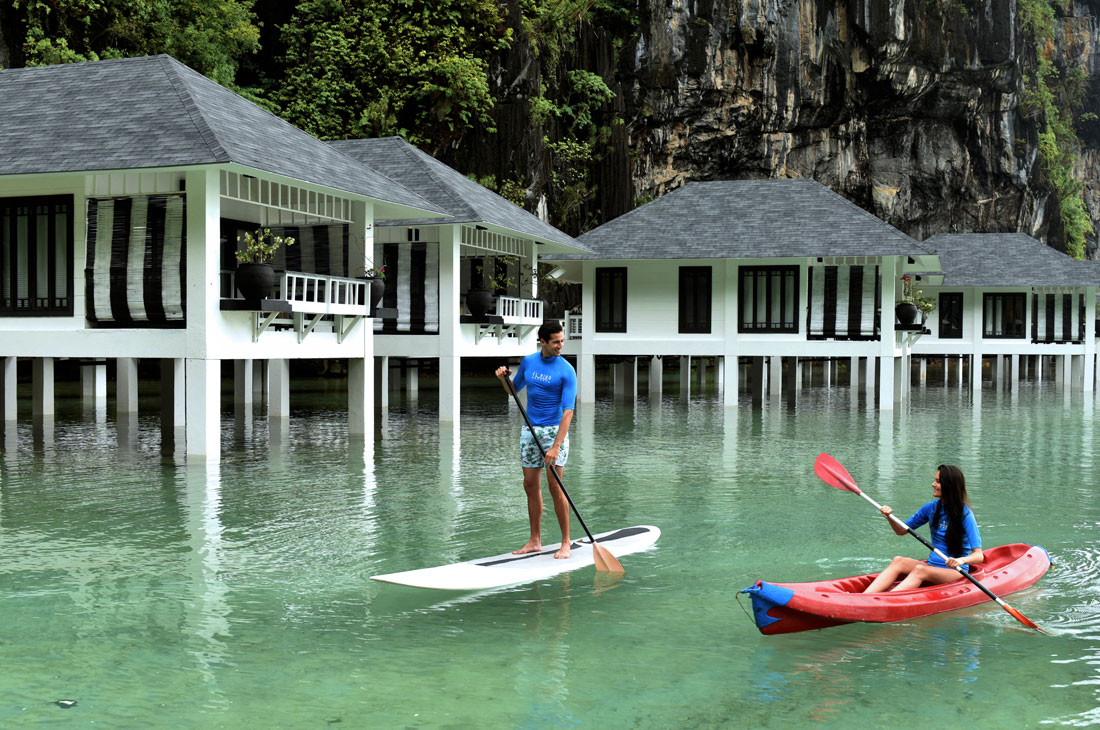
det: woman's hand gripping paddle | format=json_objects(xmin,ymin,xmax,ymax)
[
  {"xmin": 813, "ymin": 453, "xmax": 1046, "ymax": 634},
  {"xmin": 503, "ymin": 373, "xmax": 625, "ymax": 574}
]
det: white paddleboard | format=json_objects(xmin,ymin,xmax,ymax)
[{"xmin": 370, "ymin": 525, "xmax": 661, "ymax": 590}]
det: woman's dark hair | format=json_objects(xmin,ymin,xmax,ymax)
[{"xmin": 935, "ymin": 464, "xmax": 969, "ymax": 557}]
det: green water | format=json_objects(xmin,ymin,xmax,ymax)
[{"xmin": 1, "ymin": 379, "xmax": 1098, "ymax": 728}]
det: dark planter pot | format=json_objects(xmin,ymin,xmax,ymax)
[
  {"xmin": 466, "ymin": 288, "xmax": 494, "ymax": 318},
  {"xmin": 895, "ymin": 301, "xmax": 919, "ymax": 325},
  {"xmin": 236, "ymin": 262, "xmax": 277, "ymax": 301},
  {"xmin": 363, "ymin": 277, "xmax": 385, "ymax": 310}
]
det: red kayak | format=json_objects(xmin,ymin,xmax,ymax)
[{"xmin": 740, "ymin": 543, "xmax": 1050, "ymax": 635}]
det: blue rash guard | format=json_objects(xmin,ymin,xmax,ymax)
[
  {"xmin": 511, "ymin": 351, "xmax": 577, "ymax": 427},
  {"xmin": 905, "ymin": 499, "xmax": 982, "ymax": 571}
]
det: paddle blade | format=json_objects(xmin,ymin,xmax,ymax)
[
  {"xmin": 592, "ymin": 542, "xmax": 625, "ymax": 574},
  {"xmin": 1002, "ymin": 602, "xmax": 1048, "ymax": 634},
  {"xmin": 813, "ymin": 453, "xmax": 862, "ymax": 495}
]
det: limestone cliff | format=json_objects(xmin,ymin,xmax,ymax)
[{"xmin": 450, "ymin": 0, "xmax": 1100, "ymax": 258}]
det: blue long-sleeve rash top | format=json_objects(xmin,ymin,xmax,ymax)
[{"xmin": 512, "ymin": 351, "xmax": 577, "ymax": 427}]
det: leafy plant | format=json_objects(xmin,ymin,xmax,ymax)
[
  {"xmin": 900, "ymin": 275, "xmax": 936, "ymax": 315},
  {"xmin": 235, "ymin": 227, "xmax": 295, "ymax": 264},
  {"xmin": 473, "ymin": 255, "xmax": 531, "ymax": 293},
  {"xmin": 362, "ymin": 264, "xmax": 386, "ymax": 279}
]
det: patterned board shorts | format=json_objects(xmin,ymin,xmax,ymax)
[{"xmin": 520, "ymin": 425, "xmax": 569, "ymax": 468}]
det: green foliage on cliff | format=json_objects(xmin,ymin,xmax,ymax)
[
  {"xmin": 12, "ymin": 0, "xmax": 259, "ymax": 86},
  {"xmin": 276, "ymin": 0, "xmax": 511, "ymax": 149},
  {"xmin": 1019, "ymin": 0, "xmax": 1093, "ymax": 259}
]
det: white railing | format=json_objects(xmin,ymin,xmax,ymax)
[
  {"xmin": 495, "ymin": 296, "xmax": 543, "ymax": 325},
  {"xmin": 221, "ymin": 270, "xmax": 369, "ymax": 316},
  {"xmin": 565, "ymin": 309, "xmax": 582, "ymax": 339}
]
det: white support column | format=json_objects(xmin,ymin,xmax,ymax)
[
  {"xmin": 162, "ymin": 358, "xmax": 186, "ymax": 428},
  {"xmin": 252, "ymin": 359, "xmax": 266, "ymax": 402},
  {"xmin": 795, "ymin": 359, "xmax": 804, "ymax": 389},
  {"xmin": 919, "ymin": 357, "xmax": 928, "ymax": 386},
  {"xmin": 438, "ymin": 224, "xmax": 461, "ymax": 421},
  {"xmin": 768, "ymin": 356, "xmax": 782, "ymax": 397},
  {"xmin": 1011, "ymin": 354, "xmax": 1021, "ymax": 393},
  {"xmin": 269, "ymin": 358, "xmax": 290, "ymax": 420},
  {"xmin": 625, "ymin": 358, "xmax": 638, "ymax": 400},
  {"xmin": 81, "ymin": 361, "xmax": 107, "ymax": 406},
  {"xmin": 579, "ymin": 353, "xmax": 596, "ymax": 403},
  {"xmin": 235, "ymin": 359, "xmax": 254, "ymax": 407},
  {"xmin": 438, "ymin": 356, "xmax": 460, "ymax": 422},
  {"xmin": 716, "ymin": 356, "xmax": 725, "ymax": 397},
  {"xmin": 117, "ymin": 357, "xmax": 139, "ymax": 414},
  {"xmin": 2, "ymin": 356, "xmax": 15, "ymax": 421},
  {"xmin": 1071, "ymin": 353, "xmax": 1083, "ymax": 389},
  {"xmin": 32, "ymin": 357, "xmax": 54, "ymax": 417},
  {"xmin": 865, "ymin": 356, "xmax": 875, "ymax": 395},
  {"xmin": 375, "ymin": 355, "xmax": 390, "ymax": 409},
  {"xmin": 649, "ymin": 356, "xmax": 663, "ymax": 396},
  {"xmin": 971, "ymin": 355, "xmax": 982, "ymax": 391},
  {"xmin": 185, "ymin": 358, "xmax": 221, "ymax": 458},
  {"xmin": 1058, "ymin": 355, "xmax": 1069, "ymax": 387},
  {"xmin": 234, "ymin": 358, "xmax": 253, "ymax": 404},
  {"xmin": 680, "ymin": 356, "xmax": 691, "ymax": 398},
  {"xmin": 722, "ymin": 356, "xmax": 738, "ymax": 407},
  {"xmin": 348, "ymin": 356, "xmax": 375, "ymax": 436},
  {"xmin": 407, "ymin": 360, "xmax": 419, "ymax": 401}
]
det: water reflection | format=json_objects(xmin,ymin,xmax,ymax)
[{"xmin": 181, "ymin": 462, "xmax": 230, "ymax": 708}]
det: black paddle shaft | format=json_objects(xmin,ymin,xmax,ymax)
[
  {"xmin": 895, "ymin": 519, "xmax": 1001, "ymax": 602},
  {"xmin": 502, "ymin": 374, "xmax": 598, "ymax": 545}
]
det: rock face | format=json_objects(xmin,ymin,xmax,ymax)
[{"xmin": 452, "ymin": 0, "xmax": 1100, "ymax": 258}]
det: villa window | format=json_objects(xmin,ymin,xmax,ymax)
[
  {"xmin": 740, "ymin": 265, "xmax": 798, "ymax": 333},
  {"xmin": 678, "ymin": 266, "xmax": 711, "ymax": 334},
  {"xmin": 938, "ymin": 292, "xmax": 963, "ymax": 339},
  {"xmin": 1032, "ymin": 290, "xmax": 1084, "ymax": 343},
  {"xmin": 0, "ymin": 195, "xmax": 74, "ymax": 316},
  {"xmin": 595, "ymin": 267, "xmax": 627, "ymax": 332},
  {"xmin": 983, "ymin": 292, "xmax": 1026, "ymax": 338}
]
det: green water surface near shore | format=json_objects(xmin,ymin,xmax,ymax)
[{"xmin": 1, "ymin": 380, "xmax": 1098, "ymax": 728}]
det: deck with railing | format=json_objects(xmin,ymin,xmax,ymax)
[{"xmin": 220, "ymin": 270, "xmax": 371, "ymax": 342}]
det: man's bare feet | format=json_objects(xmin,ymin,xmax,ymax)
[
  {"xmin": 554, "ymin": 543, "xmax": 571, "ymax": 559},
  {"xmin": 512, "ymin": 540, "xmax": 541, "ymax": 555}
]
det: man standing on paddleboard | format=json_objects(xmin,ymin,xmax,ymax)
[{"xmin": 495, "ymin": 321, "xmax": 578, "ymax": 559}]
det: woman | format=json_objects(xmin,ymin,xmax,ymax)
[{"xmin": 863, "ymin": 465, "xmax": 983, "ymax": 593}]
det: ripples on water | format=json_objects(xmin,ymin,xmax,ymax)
[{"xmin": 0, "ymin": 379, "xmax": 1098, "ymax": 727}]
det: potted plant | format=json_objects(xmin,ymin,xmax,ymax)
[
  {"xmin": 467, "ymin": 256, "xmax": 519, "ymax": 318},
  {"xmin": 897, "ymin": 274, "xmax": 935, "ymax": 325},
  {"xmin": 360, "ymin": 263, "xmax": 386, "ymax": 311},
  {"xmin": 235, "ymin": 227, "xmax": 295, "ymax": 301}
]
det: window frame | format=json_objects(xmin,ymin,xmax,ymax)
[
  {"xmin": 595, "ymin": 266, "xmax": 627, "ymax": 333},
  {"xmin": 678, "ymin": 265, "xmax": 712, "ymax": 334},
  {"xmin": 0, "ymin": 194, "xmax": 75, "ymax": 317},
  {"xmin": 938, "ymin": 292, "xmax": 964, "ymax": 339},
  {"xmin": 738, "ymin": 265, "xmax": 799, "ymax": 334},
  {"xmin": 982, "ymin": 292, "xmax": 1027, "ymax": 339}
]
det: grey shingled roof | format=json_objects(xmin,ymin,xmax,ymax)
[
  {"xmin": 562, "ymin": 178, "xmax": 933, "ymax": 260},
  {"xmin": 923, "ymin": 233, "xmax": 1100, "ymax": 287},
  {"xmin": 0, "ymin": 55, "xmax": 446, "ymax": 217},
  {"xmin": 329, "ymin": 137, "xmax": 585, "ymax": 252}
]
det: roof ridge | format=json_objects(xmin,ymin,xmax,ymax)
[
  {"xmin": 396, "ymin": 140, "xmax": 471, "ymax": 217},
  {"xmin": 157, "ymin": 55, "xmax": 229, "ymax": 162}
]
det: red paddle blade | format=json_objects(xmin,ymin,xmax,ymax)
[
  {"xmin": 813, "ymin": 453, "xmax": 862, "ymax": 495},
  {"xmin": 1003, "ymin": 603, "xmax": 1048, "ymax": 634}
]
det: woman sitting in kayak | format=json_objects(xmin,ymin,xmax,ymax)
[{"xmin": 863, "ymin": 464, "xmax": 983, "ymax": 593}]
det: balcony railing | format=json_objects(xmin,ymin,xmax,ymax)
[
  {"xmin": 221, "ymin": 270, "xmax": 368, "ymax": 315},
  {"xmin": 495, "ymin": 296, "xmax": 543, "ymax": 324},
  {"xmin": 220, "ymin": 270, "xmax": 369, "ymax": 342}
]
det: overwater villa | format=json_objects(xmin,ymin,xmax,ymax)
[
  {"xmin": 909, "ymin": 233, "xmax": 1098, "ymax": 392},
  {"xmin": 544, "ymin": 179, "xmax": 942, "ymax": 410},
  {"xmin": 0, "ymin": 55, "xmax": 590, "ymax": 456},
  {"xmin": 328, "ymin": 137, "xmax": 587, "ymax": 420}
]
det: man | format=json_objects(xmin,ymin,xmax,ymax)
[{"xmin": 495, "ymin": 321, "xmax": 577, "ymax": 559}]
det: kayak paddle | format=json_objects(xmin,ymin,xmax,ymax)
[
  {"xmin": 503, "ymin": 374, "xmax": 625, "ymax": 574},
  {"xmin": 813, "ymin": 452, "xmax": 1047, "ymax": 634}
]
